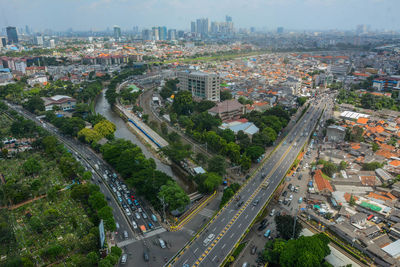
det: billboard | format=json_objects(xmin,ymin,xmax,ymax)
[{"xmin": 99, "ymin": 219, "xmax": 105, "ymax": 248}]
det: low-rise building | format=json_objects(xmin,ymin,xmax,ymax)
[
  {"xmin": 326, "ymin": 125, "xmax": 346, "ymax": 142},
  {"xmin": 42, "ymin": 95, "xmax": 76, "ymax": 111},
  {"xmin": 208, "ymin": 99, "xmax": 244, "ymax": 121}
]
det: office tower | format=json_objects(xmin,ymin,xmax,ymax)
[
  {"xmin": 113, "ymin": 25, "xmax": 121, "ymax": 39},
  {"xmin": 35, "ymin": 36, "xmax": 44, "ymax": 46},
  {"xmin": 158, "ymin": 26, "xmax": 167, "ymax": 40},
  {"xmin": 177, "ymin": 30, "xmax": 185, "ymax": 38},
  {"xmin": 168, "ymin": 29, "xmax": 176, "ymax": 40},
  {"xmin": 191, "ymin": 22, "xmax": 196, "ymax": 33},
  {"xmin": 152, "ymin": 27, "xmax": 159, "ymax": 40},
  {"xmin": 250, "ymin": 27, "xmax": 256, "ymax": 33},
  {"xmin": 196, "ymin": 18, "xmax": 209, "ymax": 36},
  {"xmin": 0, "ymin": 37, "xmax": 6, "ymax": 47},
  {"xmin": 211, "ymin": 22, "xmax": 219, "ymax": 34},
  {"xmin": 277, "ymin": 27, "xmax": 284, "ymax": 34},
  {"xmin": 132, "ymin": 26, "xmax": 139, "ymax": 34},
  {"xmin": 6, "ymin": 26, "xmax": 18, "ymax": 45},
  {"xmin": 177, "ymin": 71, "xmax": 220, "ymax": 102},
  {"xmin": 49, "ymin": 39, "xmax": 56, "ymax": 48},
  {"xmin": 25, "ymin": 25, "xmax": 30, "ymax": 35},
  {"xmin": 142, "ymin": 29, "xmax": 152, "ymax": 41},
  {"xmin": 226, "ymin": 15, "xmax": 232, "ymax": 23}
]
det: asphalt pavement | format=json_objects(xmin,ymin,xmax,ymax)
[{"xmin": 172, "ymin": 97, "xmax": 327, "ymax": 267}]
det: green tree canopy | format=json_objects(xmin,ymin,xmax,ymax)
[{"xmin": 158, "ymin": 180, "xmax": 190, "ymax": 212}]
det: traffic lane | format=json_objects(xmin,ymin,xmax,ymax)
[{"xmin": 173, "ymin": 106, "xmax": 323, "ymax": 266}]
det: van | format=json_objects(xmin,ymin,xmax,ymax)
[{"xmin": 159, "ymin": 239, "xmax": 166, "ymax": 248}]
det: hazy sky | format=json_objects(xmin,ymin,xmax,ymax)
[{"xmin": 0, "ymin": 0, "xmax": 399, "ymax": 32}]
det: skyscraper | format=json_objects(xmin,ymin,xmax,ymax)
[
  {"xmin": 152, "ymin": 27, "xmax": 159, "ymax": 41},
  {"xmin": 142, "ymin": 29, "xmax": 152, "ymax": 41},
  {"xmin": 158, "ymin": 26, "xmax": 167, "ymax": 40},
  {"xmin": 113, "ymin": 25, "xmax": 121, "ymax": 39},
  {"xmin": 25, "ymin": 25, "xmax": 30, "ymax": 35},
  {"xmin": 196, "ymin": 18, "xmax": 209, "ymax": 36},
  {"xmin": 0, "ymin": 37, "xmax": 6, "ymax": 47},
  {"xmin": 226, "ymin": 15, "xmax": 232, "ymax": 22},
  {"xmin": 168, "ymin": 29, "xmax": 176, "ymax": 40},
  {"xmin": 277, "ymin": 27, "xmax": 284, "ymax": 34},
  {"xmin": 6, "ymin": 26, "xmax": 18, "ymax": 45},
  {"xmin": 191, "ymin": 21, "xmax": 196, "ymax": 33}
]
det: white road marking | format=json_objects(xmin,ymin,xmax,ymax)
[
  {"xmin": 238, "ymin": 223, "xmax": 242, "ymax": 228},
  {"xmin": 221, "ymin": 218, "xmax": 225, "ymax": 222},
  {"xmin": 184, "ymin": 260, "xmax": 188, "ymax": 264},
  {"xmin": 194, "ymin": 248, "xmax": 198, "ymax": 254},
  {"xmin": 245, "ymin": 215, "xmax": 248, "ymax": 219},
  {"xmin": 212, "ymin": 256, "xmax": 217, "ymax": 261},
  {"xmin": 222, "ymin": 244, "xmax": 226, "ymax": 249},
  {"xmin": 230, "ymin": 233, "xmax": 234, "ymax": 238},
  {"xmin": 212, "ymin": 227, "xmax": 217, "ymax": 232}
]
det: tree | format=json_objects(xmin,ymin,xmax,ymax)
[
  {"xmin": 275, "ymin": 215, "xmax": 303, "ymax": 240},
  {"xmin": 362, "ymin": 161, "xmax": 383, "ymax": 171},
  {"xmin": 297, "ymin": 96, "xmax": 307, "ymax": 106},
  {"xmin": 322, "ymin": 162, "xmax": 337, "ymax": 177},
  {"xmin": 246, "ymin": 145, "xmax": 265, "ymax": 162},
  {"xmin": 372, "ymin": 142, "xmax": 379, "ymax": 152},
  {"xmin": 208, "ymin": 155, "xmax": 226, "ymax": 176},
  {"xmin": 78, "ymin": 128, "xmax": 102, "ymax": 144},
  {"xmin": 42, "ymin": 136, "xmax": 58, "ymax": 155},
  {"xmin": 194, "ymin": 100, "xmax": 216, "ymax": 113},
  {"xmin": 162, "ymin": 142, "xmax": 192, "ymax": 163},
  {"xmin": 98, "ymin": 206, "xmax": 116, "ymax": 231},
  {"xmin": 203, "ymin": 172, "xmax": 222, "ymax": 193},
  {"xmin": 158, "ymin": 180, "xmax": 190, "ymax": 212},
  {"xmin": 89, "ymin": 191, "xmax": 108, "ymax": 211},
  {"xmin": 22, "ymin": 157, "xmax": 41, "ymax": 176},
  {"xmin": 24, "ymin": 96, "xmax": 45, "ymax": 113},
  {"xmin": 172, "ymin": 91, "xmax": 193, "ymax": 115},
  {"xmin": 220, "ymin": 90, "xmax": 233, "ymax": 101},
  {"xmin": 338, "ymin": 161, "xmax": 347, "ymax": 171},
  {"xmin": 93, "ymin": 120, "xmax": 116, "ymax": 139},
  {"xmin": 87, "ymin": 251, "xmax": 99, "ymax": 265},
  {"xmin": 59, "ymin": 155, "xmax": 81, "ymax": 179},
  {"xmin": 219, "ymin": 129, "xmax": 235, "ymax": 143}
]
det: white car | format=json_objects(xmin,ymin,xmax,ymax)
[
  {"xmin": 135, "ymin": 212, "xmax": 141, "ymax": 220},
  {"xmin": 289, "ymin": 194, "xmax": 293, "ymax": 201},
  {"xmin": 142, "ymin": 212, "xmax": 148, "ymax": 219},
  {"xmin": 132, "ymin": 220, "xmax": 138, "ymax": 229},
  {"xmin": 203, "ymin": 234, "xmax": 215, "ymax": 246},
  {"xmin": 125, "ymin": 208, "xmax": 131, "ymax": 216}
]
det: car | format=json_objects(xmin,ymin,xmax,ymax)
[
  {"xmin": 151, "ymin": 214, "xmax": 157, "ymax": 222},
  {"xmin": 106, "ymin": 196, "xmax": 111, "ymax": 201},
  {"xmin": 287, "ymin": 184, "xmax": 292, "ymax": 190},
  {"xmin": 289, "ymin": 194, "xmax": 293, "ymax": 201},
  {"xmin": 258, "ymin": 224, "xmax": 267, "ymax": 231},
  {"xmin": 138, "ymin": 207, "xmax": 142, "ymax": 213},
  {"xmin": 112, "ymin": 187, "xmax": 117, "ymax": 193},
  {"xmin": 98, "ymin": 179, "xmax": 102, "ymax": 183},
  {"xmin": 148, "ymin": 222, "xmax": 153, "ymax": 229},
  {"xmin": 252, "ymin": 198, "xmax": 260, "ymax": 206},
  {"xmin": 123, "ymin": 230, "xmax": 128, "ymax": 239},
  {"xmin": 127, "ymin": 198, "xmax": 132, "ymax": 205},
  {"xmin": 142, "ymin": 212, "xmax": 148, "ymax": 219},
  {"xmin": 237, "ymin": 201, "xmax": 244, "ymax": 208},
  {"xmin": 159, "ymin": 238, "xmax": 166, "ymax": 248},
  {"xmin": 134, "ymin": 199, "xmax": 139, "ymax": 206},
  {"xmin": 116, "ymin": 222, "xmax": 120, "ymax": 230},
  {"xmin": 282, "ymin": 191, "xmax": 288, "ymax": 197},
  {"xmin": 118, "ymin": 197, "xmax": 123, "ymax": 203},
  {"xmin": 132, "ymin": 220, "xmax": 138, "ymax": 229},
  {"xmin": 270, "ymin": 209, "xmax": 275, "ymax": 216},
  {"xmin": 135, "ymin": 212, "xmax": 141, "ymax": 220},
  {"xmin": 264, "ymin": 229, "xmax": 271, "ymax": 238},
  {"xmin": 143, "ymin": 252, "xmax": 149, "ymax": 262},
  {"xmin": 298, "ymin": 174, "xmax": 302, "ymax": 180},
  {"xmin": 251, "ymin": 245, "xmax": 257, "ymax": 255},
  {"xmin": 121, "ymin": 254, "xmax": 127, "ymax": 264},
  {"xmin": 260, "ymin": 219, "xmax": 267, "ymax": 226},
  {"xmin": 125, "ymin": 208, "xmax": 131, "ymax": 216},
  {"xmin": 203, "ymin": 234, "xmax": 215, "ymax": 246}
]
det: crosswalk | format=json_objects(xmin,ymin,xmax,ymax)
[
  {"xmin": 116, "ymin": 227, "xmax": 166, "ymax": 247},
  {"xmin": 198, "ymin": 208, "xmax": 214, "ymax": 218}
]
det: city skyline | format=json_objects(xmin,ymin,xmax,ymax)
[{"xmin": 0, "ymin": 0, "xmax": 399, "ymax": 32}]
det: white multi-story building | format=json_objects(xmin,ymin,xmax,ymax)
[{"xmin": 177, "ymin": 71, "xmax": 220, "ymax": 102}]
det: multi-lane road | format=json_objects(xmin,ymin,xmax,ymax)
[
  {"xmin": 171, "ymin": 98, "xmax": 326, "ymax": 267},
  {"xmin": 6, "ymin": 103, "xmax": 163, "ymax": 248}
]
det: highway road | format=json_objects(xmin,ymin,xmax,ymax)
[
  {"xmin": 6, "ymin": 103, "xmax": 163, "ymax": 253},
  {"xmin": 171, "ymin": 97, "xmax": 327, "ymax": 267}
]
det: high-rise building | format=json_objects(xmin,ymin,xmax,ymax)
[
  {"xmin": 191, "ymin": 21, "xmax": 196, "ymax": 33},
  {"xmin": 250, "ymin": 27, "xmax": 256, "ymax": 33},
  {"xmin": 35, "ymin": 36, "xmax": 44, "ymax": 46},
  {"xmin": 177, "ymin": 30, "xmax": 185, "ymax": 38},
  {"xmin": 226, "ymin": 15, "xmax": 232, "ymax": 22},
  {"xmin": 211, "ymin": 22, "xmax": 219, "ymax": 34},
  {"xmin": 0, "ymin": 37, "xmax": 6, "ymax": 48},
  {"xmin": 132, "ymin": 26, "xmax": 139, "ymax": 34},
  {"xmin": 196, "ymin": 18, "xmax": 209, "ymax": 36},
  {"xmin": 177, "ymin": 71, "xmax": 220, "ymax": 102},
  {"xmin": 168, "ymin": 29, "xmax": 176, "ymax": 40},
  {"xmin": 49, "ymin": 39, "xmax": 56, "ymax": 48},
  {"xmin": 152, "ymin": 27, "xmax": 159, "ymax": 41},
  {"xmin": 277, "ymin": 27, "xmax": 284, "ymax": 34},
  {"xmin": 113, "ymin": 25, "xmax": 121, "ymax": 39},
  {"xmin": 6, "ymin": 26, "xmax": 18, "ymax": 45},
  {"xmin": 25, "ymin": 25, "xmax": 30, "ymax": 35},
  {"xmin": 158, "ymin": 26, "xmax": 167, "ymax": 40},
  {"xmin": 142, "ymin": 29, "xmax": 152, "ymax": 41}
]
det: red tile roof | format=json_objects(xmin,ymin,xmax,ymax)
[{"xmin": 314, "ymin": 169, "xmax": 333, "ymax": 193}]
